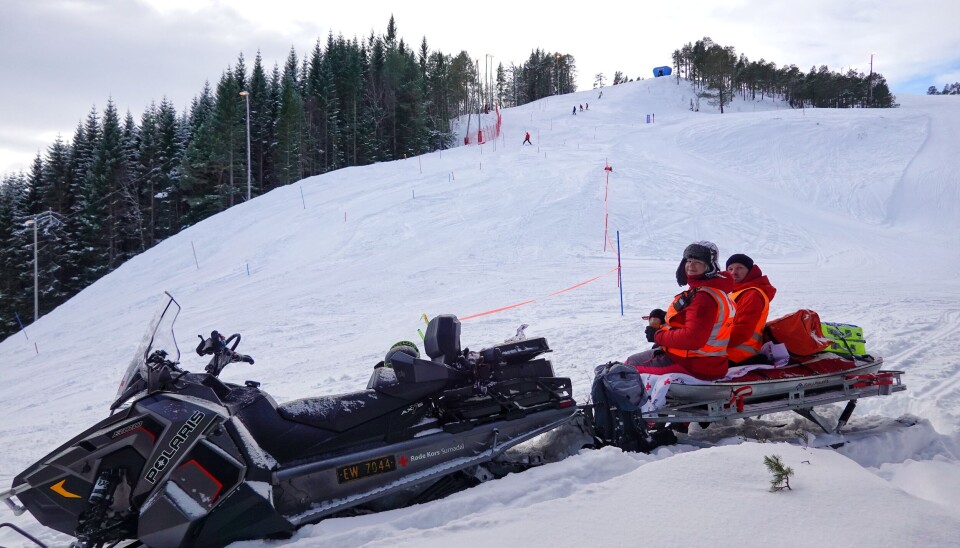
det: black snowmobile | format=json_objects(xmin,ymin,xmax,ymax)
[{"xmin": 1, "ymin": 294, "xmax": 579, "ymax": 547}]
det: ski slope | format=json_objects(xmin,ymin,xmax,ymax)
[{"xmin": 2, "ymin": 77, "xmax": 960, "ymax": 547}]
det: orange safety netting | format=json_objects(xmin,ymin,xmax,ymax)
[{"xmin": 463, "ymin": 105, "xmax": 502, "ymax": 145}]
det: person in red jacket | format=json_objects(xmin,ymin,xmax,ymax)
[
  {"xmin": 725, "ymin": 253, "xmax": 777, "ymax": 365},
  {"xmin": 625, "ymin": 241, "xmax": 736, "ymax": 380}
]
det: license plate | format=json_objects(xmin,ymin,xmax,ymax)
[{"xmin": 336, "ymin": 455, "xmax": 397, "ymax": 483}]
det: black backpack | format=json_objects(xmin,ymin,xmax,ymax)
[
  {"xmin": 590, "ymin": 361, "xmax": 678, "ymax": 452},
  {"xmin": 590, "ymin": 362, "xmax": 648, "ymax": 450}
]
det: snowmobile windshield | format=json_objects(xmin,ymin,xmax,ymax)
[{"xmin": 112, "ymin": 292, "xmax": 182, "ymax": 409}]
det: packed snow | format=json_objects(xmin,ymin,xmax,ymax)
[{"xmin": 2, "ymin": 77, "xmax": 960, "ymax": 547}]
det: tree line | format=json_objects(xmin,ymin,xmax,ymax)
[
  {"xmin": 670, "ymin": 37, "xmax": 897, "ymax": 112},
  {"xmin": 0, "ymin": 17, "xmax": 582, "ymax": 340},
  {"xmin": 5, "ymin": 32, "xmax": 898, "ymax": 340},
  {"xmin": 927, "ymin": 83, "xmax": 960, "ymax": 95}
]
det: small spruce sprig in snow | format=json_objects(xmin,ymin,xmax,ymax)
[{"xmin": 763, "ymin": 454, "xmax": 794, "ymax": 492}]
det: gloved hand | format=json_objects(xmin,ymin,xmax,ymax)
[{"xmin": 645, "ymin": 325, "xmax": 659, "ymax": 343}]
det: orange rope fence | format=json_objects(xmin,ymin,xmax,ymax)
[{"xmin": 460, "ymin": 265, "xmax": 620, "ymax": 321}]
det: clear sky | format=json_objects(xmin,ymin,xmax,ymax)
[{"xmin": 2, "ymin": 0, "xmax": 958, "ymax": 176}]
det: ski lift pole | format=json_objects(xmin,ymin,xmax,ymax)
[{"xmin": 617, "ymin": 231, "xmax": 624, "ymax": 316}]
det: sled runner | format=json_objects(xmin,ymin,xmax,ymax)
[
  {"xmin": 642, "ymin": 364, "xmax": 905, "ymax": 434},
  {"xmin": 586, "ymin": 352, "xmax": 906, "ymax": 454}
]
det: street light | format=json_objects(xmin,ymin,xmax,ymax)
[
  {"xmin": 556, "ymin": 54, "xmax": 562, "ymax": 95},
  {"xmin": 485, "ymin": 54, "xmax": 493, "ymax": 107},
  {"xmin": 239, "ymin": 91, "xmax": 252, "ymax": 201},
  {"xmin": 24, "ymin": 219, "xmax": 37, "ymax": 322},
  {"xmin": 868, "ymin": 52, "xmax": 876, "ymax": 103}
]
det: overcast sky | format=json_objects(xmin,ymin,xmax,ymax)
[{"xmin": 2, "ymin": 0, "xmax": 958, "ymax": 176}]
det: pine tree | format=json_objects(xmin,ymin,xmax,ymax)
[
  {"xmin": 155, "ymin": 97, "xmax": 184, "ymax": 238},
  {"xmin": 65, "ymin": 106, "xmax": 102, "ymax": 293},
  {"xmin": 763, "ymin": 454, "xmax": 794, "ymax": 491},
  {"xmin": 138, "ymin": 102, "xmax": 162, "ymax": 246},
  {"xmin": 24, "ymin": 153, "xmax": 46, "ymax": 216},
  {"xmin": 318, "ymin": 37, "xmax": 344, "ymax": 170},
  {"xmin": 247, "ymin": 52, "xmax": 273, "ymax": 195},
  {"xmin": 86, "ymin": 98, "xmax": 130, "ymax": 270},
  {"xmin": 0, "ymin": 174, "xmax": 33, "ymax": 333},
  {"xmin": 273, "ymin": 48, "xmax": 306, "ymax": 185},
  {"xmin": 210, "ymin": 68, "xmax": 245, "ymax": 207},
  {"xmin": 180, "ymin": 82, "xmax": 222, "ymax": 225},
  {"xmin": 304, "ymin": 40, "xmax": 327, "ymax": 175},
  {"xmin": 42, "ymin": 135, "xmax": 73, "ymax": 215},
  {"xmin": 495, "ymin": 63, "xmax": 507, "ymax": 108}
]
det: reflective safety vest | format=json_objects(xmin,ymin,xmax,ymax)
[
  {"xmin": 726, "ymin": 287, "xmax": 771, "ymax": 363},
  {"xmin": 663, "ymin": 286, "xmax": 735, "ymax": 359}
]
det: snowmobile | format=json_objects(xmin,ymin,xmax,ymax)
[{"xmin": 1, "ymin": 293, "xmax": 579, "ymax": 547}]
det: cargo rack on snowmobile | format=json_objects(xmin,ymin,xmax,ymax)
[{"xmin": 641, "ymin": 370, "xmax": 905, "ymax": 434}]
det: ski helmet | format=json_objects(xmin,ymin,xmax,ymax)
[{"xmin": 384, "ymin": 340, "xmax": 420, "ymax": 367}]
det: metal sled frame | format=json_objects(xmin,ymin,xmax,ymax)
[{"xmin": 642, "ymin": 370, "xmax": 906, "ymax": 434}]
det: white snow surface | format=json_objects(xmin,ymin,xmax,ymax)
[{"xmin": 2, "ymin": 78, "xmax": 960, "ymax": 547}]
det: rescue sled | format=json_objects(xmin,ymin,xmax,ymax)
[
  {"xmin": 584, "ymin": 346, "xmax": 907, "ymax": 454},
  {"xmin": 643, "ymin": 356, "xmax": 904, "ymax": 434}
]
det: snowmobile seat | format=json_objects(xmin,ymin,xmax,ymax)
[
  {"xmin": 277, "ymin": 389, "xmax": 422, "ymax": 432},
  {"xmin": 389, "ymin": 349, "xmax": 467, "ymax": 385},
  {"xmin": 424, "ymin": 314, "xmax": 461, "ymax": 365}
]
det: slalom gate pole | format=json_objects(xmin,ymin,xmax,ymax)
[
  {"xmin": 617, "ymin": 231, "xmax": 624, "ymax": 316},
  {"xmin": 15, "ymin": 312, "xmax": 28, "ymax": 339}
]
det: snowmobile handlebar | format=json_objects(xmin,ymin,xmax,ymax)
[{"xmin": 197, "ymin": 330, "xmax": 255, "ymax": 376}]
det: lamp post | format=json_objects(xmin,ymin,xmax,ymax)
[
  {"xmin": 239, "ymin": 91, "xmax": 252, "ymax": 201},
  {"xmin": 25, "ymin": 219, "xmax": 38, "ymax": 322},
  {"xmin": 485, "ymin": 54, "xmax": 493, "ymax": 107},
  {"xmin": 556, "ymin": 54, "xmax": 562, "ymax": 95},
  {"xmin": 868, "ymin": 52, "xmax": 876, "ymax": 103}
]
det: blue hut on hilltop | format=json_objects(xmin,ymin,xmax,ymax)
[{"xmin": 653, "ymin": 66, "xmax": 672, "ymax": 77}]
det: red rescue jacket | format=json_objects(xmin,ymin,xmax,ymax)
[
  {"xmin": 727, "ymin": 266, "xmax": 777, "ymax": 363},
  {"xmin": 655, "ymin": 273, "xmax": 735, "ymax": 379}
]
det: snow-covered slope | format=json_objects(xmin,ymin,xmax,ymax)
[{"xmin": 3, "ymin": 78, "xmax": 960, "ymax": 547}]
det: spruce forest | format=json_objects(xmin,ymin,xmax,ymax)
[{"xmin": 0, "ymin": 29, "xmax": 895, "ymax": 340}]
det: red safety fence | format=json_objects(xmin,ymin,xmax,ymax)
[{"xmin": 463, "ymin": 105, "xmax": 502, "ymax": 145}]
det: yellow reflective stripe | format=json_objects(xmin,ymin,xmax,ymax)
[
  {"xmin": 682, "ymin": 287, "xmax": 735, "ymax": 358},
  {"xmin": 727, "ymin": 286, "xmax": 770, "ymax": 360}
]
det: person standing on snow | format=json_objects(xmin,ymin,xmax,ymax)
[
  {"xmin": 572, "ymin": 106, "xmax": 577, "ymax": 115},
  {"xmin": 625, "ymin": 241, "xmax": 736, "ymax": 380},
  {"xmin": 724, "ymin": 254, "xmax": 777, "ymax": 365},
  {"xmin": 522, "ymin": 131, "xmax": 532, "ymax": 145}
]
